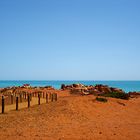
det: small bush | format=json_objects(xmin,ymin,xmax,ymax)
[
  {"xmin": 96, "ymin": 97, "xmax": 108, "ymax": 102},
  {"xmin": 101, "ymin": 92, "xmax": 129, "ymax": 100}
]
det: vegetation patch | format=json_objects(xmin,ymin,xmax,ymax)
[
  {"xmin": 96, "ymin": 97, "xmax": 108, "ymax": 102},
  {"xmin": 101, "ymin": 92, "xmax": 129, "ymax": 100}
]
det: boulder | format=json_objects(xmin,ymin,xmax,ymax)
[
  {"xmin": 128, "ymin": 92, "xmax": 140, "ymax": 98},
  {"xmin": 44, "ymin": 86, "xmax": 54, "ymax": 90},
  {"xmin": 111, "ymin": 88, "xmax": 125, "ymax": 94},
  {"xmin": 95, "ymin": 85, "xmax": 112, "ymax": 94},
  {"xmin": 61, "ymin": 84, "xmax": 66, "ymax": 90},
  {"xmin": 101, "ymin": 86, "xmax": 112, "ymax": 94},
  {"xmin": 73, "ymin": 84, "xmax": 79, "ymax": 88},
  {"xmin": 89, "ymin": 89, "xmax": 103, "ymax": 95}
]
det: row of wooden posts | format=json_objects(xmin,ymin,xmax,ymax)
[{"xmin": 1, "ymin": 92, "xmax": 57, "ymax": 114}]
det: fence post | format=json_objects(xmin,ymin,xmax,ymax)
[
  {"xmin": 16, "ymin": 96, "xmax": 19, "ymax": 111},
  {"xmin": 11, "ymin": 94, "xmax": 14, "ymax": 104},
  {"xmin": 40, "ymin": 92, "xmax": 42, "ymax": 98},
  {"xmin": 43, "ymin": 92, "xmax": 45, "ymax": 98},
  {"xmin": 54, "ymin": 93, "xmax": 57, "ymax": 101},
  {"xmin": 25, "ymin": 93, "xmax": 27, "ymax": 99},
  {"xmin": 38, "ymin": 93, "xmax": 40, "ymax": 105},
  {"xmin": 2, "ymin": 96, "xmax": 4, "ymax": 114},
  {"xmin": 24, "ymin": 92, "xmax": 25, "ymax": 99},
  {"xmin": 20, "ymin": 94, "xmax": 22, "ymax": 102},
  {"xmin": 51, "ymin": 93, "xmax": 53, "ymax": 102},
  {"xmin": 22, "ymin": 93, "xmax": 24, "ymax": 99},
  {"xmin": 28, "ymin": 94, "xmax": 30, "ymax": 108},
  {"xmin": 46, "ymin": 93, "xmax": 48, "ymax": 103},
  {"xmin": 49, "ymin": 93, "xmax": 51, "ymax": 100},
  {"xmin": 30, "ymin": 94, "xmax": 32, "ymax": 101}
]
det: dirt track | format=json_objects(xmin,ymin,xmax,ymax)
[{"xmin": 0, "ymin": 92, "xmax": 140, "ymax": 140}]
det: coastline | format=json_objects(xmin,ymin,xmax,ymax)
[
  {"xmin": 0, "ymin": 85, "xmax": 140, "ymax": 140},
  {"xmin": 0, "ymin": 80, "xmax": 140, "ymax": 92}
]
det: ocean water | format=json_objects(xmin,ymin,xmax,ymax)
[{"xmin": 0, "ymin": 81, "xmax": 140, "ymax": 93}]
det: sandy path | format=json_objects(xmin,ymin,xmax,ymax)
[{"xmin": 0, "ymin": 94, "xmax": 140, "ymax": 140}]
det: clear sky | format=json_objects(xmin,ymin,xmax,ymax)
[{"xmin": 0, "ymin": 0, "xmax": 140, "ymax": 80}]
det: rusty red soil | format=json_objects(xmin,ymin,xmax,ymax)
[{"xmin": 0, "ymin": 90, "xmax": 140, "ymax": 140}]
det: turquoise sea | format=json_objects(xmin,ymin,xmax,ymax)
[{"xmin": 0, "ymin": 81, "xmax": 140, "ymax": 93}]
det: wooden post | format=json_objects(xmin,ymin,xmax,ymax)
[
  {"xmin": 24, "ymin": 92, "xmax": 26, "ymax": 99},
  {"xmin": 2, "ymin": 96, "xmax": 4, "ymax": 114},
  {"xmin": 16, "ymin": 96, "xmax": 19, "ymax": 111},
  {"xmin": 28, "ymin": 94, "xmax": 30, "ymax": 108},
  {"xmin": 23, "ymin": 92, "xmax": 25, "ymax": 99},
  {"xmin": 20, "ymin": 94, "xmax": 22, "ymax": 102},
  {"xmin": 54, "ymin": 93, "xmax": 57, "ymax": 101},
  {"xmin": 43, "ymin": 92, "xmax": 45, "ymax": 98},
  {"xmin": 25, "ymin": 93, "xmax": 27, "ymax": 99},
  {"xmin": 51, "ymin": 93, "xmax": 53, "ymax": 102},
  {"xmin": 30, "ymin": 94, "xmax": 32, "ymax": 101},
  {"xmin": 11, "ymin": 94, "xmax": 14, "ymax": 104},
  {"xmin": 46, "ymin": 93, "xmax": 48, "ymax": 103},
  {"xmin": 38, "ymin": 93, "xmax": 40, "ymax": 105},
  {"xmin": 49, "ymin": 93, "xmax": 51, "ymax": 100},
  {"xmin": 22, "ymin": 93, "xmax": 24, "ymax": 99}
]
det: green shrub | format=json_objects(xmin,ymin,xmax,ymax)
[
  {"xmin": 96, "ymin": 97, "xmax": 108, "ymax": 102},
  {"xmin": 101, "ymin": 92, "xmax": 129, "ymax": 100}
]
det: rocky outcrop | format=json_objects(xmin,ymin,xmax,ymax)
[
  {"xmin": 111, "ymin": 88, "xmax": 125, "ymax": 94},
  {"xmin": 128, "ymin": 92, "xmax": 140, "ymax": 98},
  {"xmin": 61, "ymin": 83, "xmax": 126, "ymax": 97},
  {"xmin": 95, "ymin": 85, "xmax": 112, "ymax": 94}
]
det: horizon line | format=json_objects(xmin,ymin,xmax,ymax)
[{"xmin": 0, "ymin": 80, "xmax": 140, "ymax": 81}]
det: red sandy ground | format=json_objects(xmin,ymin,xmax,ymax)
[{"xmin": 0, "ymin": 90, "xmax": 140, "ymax": 140}]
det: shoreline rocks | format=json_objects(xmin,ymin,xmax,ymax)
[
  {"xmin": 61, "ymin": 83, "xmax": 126, "ymax": 95},
  {"xmin": 60, "ymin": 83, "xmax": 131, "ymax": 100},
  {"xmin": 128, "ymin": 92, "xmax": 140, "ymax": 98},
  {"xmin": 0, "ymin": 83, "xmax": 140, "ymax": 100}
]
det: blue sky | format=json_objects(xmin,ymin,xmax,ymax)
[{"xmin": 0, "ymin": 0, "xmax": 140, "ymax": 80}]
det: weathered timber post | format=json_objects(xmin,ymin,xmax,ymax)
[
  {"xmin": 24, "ymin": 92, "xmax": 26, "ymax": 99},
  {"xmin": 49, "ymin": 92, "xmax": 51, "ymax": 100},
  {"xmin": 51, "ymin": 93, "xmax": 53, "ymax": 102},
  {"xmin": 25, "ymin": 93, "xmax": 27, "ymax": 99},
  {"xmin": 2, "ymin": 96, "xmax": 5, "ymax": 114},
  {"xmin": 46, "ymin": 93, "xmax": 48, "ymax": 103},
  {"xmin": 43, "ymin": 92, "xmax": 45, "ymax": 98},
  {"xmin": 22, "ymin": 93, "xmax": 24, "ymax": 99},
  {"xmin": 38, "ymin": 93, "xmax": 41, "ymax": 105},
  {"xmin": 11, "ymin": 94, "xmax": 14, "ymax": 104},
  {"xmin": 54, "ymin": 93, "xmax": 57, "ymax": 101},
  {"xmin": 28, "ymin": 94, "xmax": 30, "ymax": 108},
  {"xmin": 20, "ymin": 94, "xmax": 22, "ymax": 102},
  {"xmin": 40, "ymin": 92, "xmax": 42, "ymax": 98},
  {"xmin": 16, "ymin": 96, "xmax": 19, "ymax": 111},
  {"xmin": 30, "ymin": 94, "xmax": 32, "ymax": 101}
]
